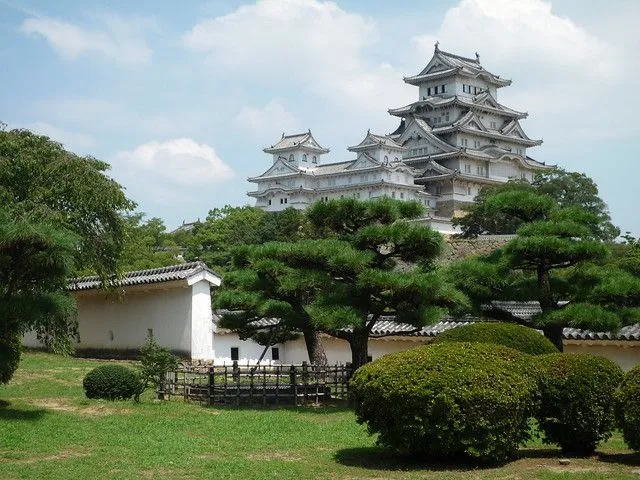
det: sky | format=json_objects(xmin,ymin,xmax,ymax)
[{"xmin": 1, "ymin": 0, "xmax": 638, "ymax": 234}]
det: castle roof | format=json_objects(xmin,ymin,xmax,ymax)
[
  {"xmin": 347, "ymin": 130, "xmax": 406, "ymax": 152},
  {"xmin": 388, "ymin": 93, "xmax": 527, "ymax": 119},
  {"xmin": 404, "ymin": 44, "xmax": 511, "ymax": 88},
  {"xmin": 263, "ymin": 130, "xmax": 329, "ymax": 154}
]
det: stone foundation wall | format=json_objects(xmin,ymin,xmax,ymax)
[{"xmin": 439, "ymin": 235, "xmax": 513, "ymax": 264}]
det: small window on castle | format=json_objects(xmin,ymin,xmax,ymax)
[
  {"xmin": 147, "ymin": 328, "xmax": 153, "ymax": 338},
  {"xmin": 268, "ymin": 199, "xmax": 272, "ymax": 205},
  {"xmin": 427, "ymin": 87, "xmax": 431, "ymax": 96},
  {"xmin": 271, "ymin": 347, "xmax": 280, "ymax": 361},
  {"xmin": 230, "ymin": 347, "xmax": 239, "ymax": 361},
  {"xmin": 280, "ymin": 198, "xmax": 283, "ymax": 204},
  {"xmin": 391, "ymin": 191, "xmax": 396, "ymax": 199},
  {"xmin": 303, "ymin": 154, "xmax": 307, "ymax": 162},
  {"xmin": 434, "ymin": 86, "xmax": 438, "ymax": 94},
  {"xmin": 284, "ymin": 198, "xmax": 288, "ymax": 204},
  {"xmin": 289, "ymin": 154, "xmax": 294, "ymax": 161},
  {"xmin": 384, "ymin": 155, "xmax": 388, "ymax": 162},
  {"xmin": 441, "ymin": 84, "xmax": 446, "ymax": 93},
  {"xmin": 312, "ymin": 156, "xmax": 317, "ymax": 163},
  {"xmin": 400, "ymin": 192, "xmax": 404, "ymax": 199}
]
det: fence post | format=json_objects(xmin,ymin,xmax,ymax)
[
  {"xmin": 208, "ymin": 367, "xmax": 214, "ymax": 406},
  {"xmin": 302, "ymin": 361, "xmax": 308, "ymax": 405},
  {"xmin": 290, "ymin": 365, "xmax": 297, "ymax": 406}
]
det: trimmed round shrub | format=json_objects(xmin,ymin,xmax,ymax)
[
  {"xmin": 83, "ymin": 364, "xmax": 142, "ymax": 401},
  {"xmin": 616, "ymin": 365, "xmax": 640, "ymax": 451},
  {"xmin": 0, "ymin": 333, "xmax": 22, "ymax": 385},
  {"xmin": 350, "ymin": 342, "xmax": 538, "ymax": 464},
  {"xmin": 536, "ymin": 353, "xmax": 623, "ymax": 456},
  {"xmin": 433, "ymin": 322, "xmax": 558, "ymax": 355}
]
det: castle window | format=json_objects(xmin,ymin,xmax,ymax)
[
  {"xmin": 463, "ymin": 85, "xmax": 466, "ymax": 93},
  {"xmin": 441, "ymin": 84, "xmax": 446, "ymax": 93},
  {"xmin": 427, "ymin": 87, "xmax": 431, "ymax": 96},
  {"xmin": 230, "ymin": 347, "xmax": 239, "ymax": 361},
  {"xmin": 284, "ymin": 198, "xmax": 288, "ymax": 204},
  {"xmin": 400, "ymin": 192, "xmax": 404, "ymax": 199},
  {"xmin": 391, "ymin": 191, "xmax": 396, "ymax": 198},
  {"xmin": 280, "ymin": 198, "xmax": 283, "ymax": 204},
  {"xmin": 303, "ymin": 154, "xmax": 307, "ymax": 162},
  {"xmin": 268, "ymin": 199, "xmax": 272, "ymax": 205},
  {"xmin": 434, "ymin": 86, "xmax": 438, "ymax": 94},
  {"xmin": 464, "ymin": 164, "xmax": 471, "ymax": 173},
  {"xmin": 271, "ymin": 347, "xmax": 280, "ymax": 361},
  {"xmin": 289, "ymin": 154, "xmax": 294, "ymax": 161},
  {"xmin": 312, "ymin": 156, "xmax": 317, "ymax": 163},
  {"xmin": 384, "ymin": 155, "xmax": 388, "ymax": 162}
]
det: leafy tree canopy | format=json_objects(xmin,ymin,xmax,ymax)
[
  {"xmin": 454, "ymin": 168, "xmax": 619, "ymax": 241},
  {"xmin": 0, "ymin": 125, "xmax": 135, "ymax": 278},
  {"xmin": 216, "ymin": 198, "xmax": 468, "ymax": 369}
]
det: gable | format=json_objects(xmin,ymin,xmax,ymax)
[
  {"xmin": 346, "ymin": 153, "xmax": 381, "ymax": 171},
  {"xmin": 258, "ymin": 158, "xmax": 299, "ymax": 178}
]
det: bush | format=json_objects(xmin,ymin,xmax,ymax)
[
  {"xmin": 616, "ymin": 365, "xmax": 640, "ymax": 451},
  {"xmin": 83, "ymin": 364, "xmax": 142, "ymax": 401},
  {"xmin": 0, "ymin": 333, "xmax": 21, "ymax": 385},
  {"xmin": 536, "ymin": 353, "xmax": 623, "ymax": 455},
  {"xmin": 432, "ymin": 322, "xmax": 558, "ymax": 355},
  {"xmin": 139, "ymin": 336, "xmax": 178, "ymax": 393},
  {"xmin": 350, "ymin": 342, "xmax": 538, "ymax": 464}
]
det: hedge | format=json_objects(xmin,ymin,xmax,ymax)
[
  {"xmin": 536, "ymin": 353, "xmax": 623, "ymax": 455},
  {"xmin": 432, "ymin": 322, "xmax": 558, "ymax": 355},
  {"xmin": 83, "ymin": 364, "xmax": 142, "ymax": 401},
  {"xmin": 0, "ymin": 333, "xmax": 21, "ymax": 385},
  {"xmin": 616, "ymin": 365, "xmax": 640, "ymax": 451},
  {"xmin": 350, "ymin": 342, "xmax": 537, "ymax": 464}
]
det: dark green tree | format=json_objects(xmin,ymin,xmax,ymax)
[
  {"xmin": 455, "ymin": 168, "xmax": 619, "ymax": 241},
  {"xmin": 118, "ymin": 213, "xmax": 182, "ymax": 271},
  {"xmin": 0, "ymin": 125, "xmax": 135, "ymax": 278},
  {"xmin": 447, "ymin": 189, "xmax": 634, "ymax": 350},
  {"xmin": 0, "ymin": 207, "xmax": 78, "ymax": 383},
  {"xmin": 216, "ymin": 198, "xmax": 468, "ymax": 369}
]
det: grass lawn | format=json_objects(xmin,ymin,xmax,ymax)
[{"xmin": 1, "ymin": 352, "xmax": 639, "ymax": 479}]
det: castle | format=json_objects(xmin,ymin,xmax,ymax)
[{"xmin": 248, "ymin": 44, "xmax": 550, "ymax": 224}]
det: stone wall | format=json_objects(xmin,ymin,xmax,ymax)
[{"xmin": 439, "ymin": 234, "xmax": 514, "ymax": 264}]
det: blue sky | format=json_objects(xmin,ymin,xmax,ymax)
[{"xmin": 1, "ymin": 0, "xmax": 638, "ymax": 234}]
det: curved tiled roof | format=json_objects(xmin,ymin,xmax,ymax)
[{"xmin": 69, "ymin": 261, "xmax": 219, "ymax": 291}]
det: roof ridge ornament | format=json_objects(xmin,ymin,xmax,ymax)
[
  {"xmin": 475, "ymin": 51, "xmax": 480, "ymax": 62},
  {"xmin": 434, "ymin": 40, "xmax": 440, "ymax": 52}
]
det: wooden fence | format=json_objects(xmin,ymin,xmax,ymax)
[{"xmin": 158, "ymin": 361, "xmax": 353, "ymax": 406}]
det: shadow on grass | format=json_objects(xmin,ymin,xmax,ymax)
[
  {"xmin": 205, "ymin": 400, "xmax": 352, "ymax": 414},
  {"xmin": 333, "ymin": 446, "xmax": 491, "ymax": 472},
  {"xmin": 0, "ymin": 401, "xmax": 48, "ymax": 422},
  {"xmin": 598, "ymin": 452, "xmax": 640, "ymax": 467}
]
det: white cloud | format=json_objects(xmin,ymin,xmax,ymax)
[
  {"xmin": 14, "ymin": 122, "xmax": 96, "ymax": 153},
  {"xmin": 21, "ymin": 14, "xmax": 154, "ymax": 64},
  {"xmin": 183, "ymin": 0, "xmax": 411, "ymax": 112},
  {"xmin": 233, "ymin": 100, "xmax": 301, "ymax": 143},
  {"xmin": 114, "ymin": 138, "xmax": 234, "ymax": 186}
]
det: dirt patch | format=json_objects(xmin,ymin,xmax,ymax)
[
  {"xmin": 30, "ymin": 398, "xmax": 132, "ymax": 416},
  {"xmin": 0, "ymin": 449, "xmax": 89, "ymax": 464},
  {"xmin": 247, "ymin": 451, "xmax": 302, "ymax": 462}
]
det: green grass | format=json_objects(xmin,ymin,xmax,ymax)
[{"xmin": 0, "ymin": 351, "xmax": 639, "ymax": 479}]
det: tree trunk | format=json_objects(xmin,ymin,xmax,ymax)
[
  {"xmin": 348, "ymin": 329, "xmax": 370, "ymax": 372},
  {"xmin": 543, "ymin": 324, "xmax": 564, "ymax": 352},
  {"xmin": 537, "ymin": 265, "xmax": 563, "ymax": 351},
  {"xmin": 301, "ymin": 327, "xmax": 327, "ymax": 366}
]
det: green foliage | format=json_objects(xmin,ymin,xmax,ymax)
[
  {"xmin": 0, "ymin": 333, "xmax": 21, "ymax": 385},
  {"xmin": 0, "ymin": 206, "xmax": 79, "ymax": 352},
  {"xmin": 350, "ymin": 342, "xmax": 537, "ymax": 464},
  {"xmin": 455, "ymin": 168, "xmax": 619, "ymax": 241},
  {"xmin": 535, "ymin": 353, "xmax": 623, "ymax": 455},
  {"xmin": 185, "ymin": 206, "xmax": 308, "ymax": 272},
  {"xmin": 118, "ymin": 213, "xmax": 182, "ymax": 271},
  {"xmin": 616, "ymin": 365, "xmax": 640, "ymax": 451},
  {"xmin": 217, "ymin": 198, "xmax": 468, "ymax": 369},
  {"xmin": 0, "ymin": 126, "xmax": 135, "ymax": 278},
  {"xmin": 83, "ymin": 364, "xmax": 143, "ymax": 401},
  {"xmin": 138, "ymin": 336, "xmax": 179, "ymax": 393},
  {"xmin": 433, "ymin": 322, "xmax": 558, "ymax": 355},
  {"xmin": 540, "ymin": 303, "xmax": 621, "ymax": 332}
]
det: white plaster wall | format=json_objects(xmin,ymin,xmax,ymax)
[
  {"xmin": 213, "ymin": 332, "xmax": 284, "ymax": 365},
  {"xmin": 190, "ymin": 280, "xmax": 215, "ymax": 360},
  {"xmin": 564, "ymin": 343, "xmax": 640, "ymax": 371},
  {"xmin": 23, "ymin": 286, "xmax": 194, "ymax": 355}
]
